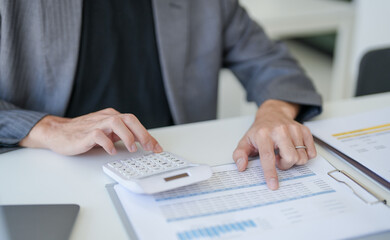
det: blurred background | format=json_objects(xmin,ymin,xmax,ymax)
[{"xmin": 217, "ymin": 0, "xmax": 390, "ymax": 118}]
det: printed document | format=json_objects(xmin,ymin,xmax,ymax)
[
  {"xmin": 305, "ymin": 107, "xmax": 390, "ymax": 183},
  {"xmin": 113, "ymin": 156, "xmax": 390, "ymax": 240}
]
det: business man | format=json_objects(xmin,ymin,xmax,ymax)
[{"xmin": 0, "ymin": 0, "xmax": 322, "ymax": 190}]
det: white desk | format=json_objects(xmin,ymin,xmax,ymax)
[
  {"xmin": 1, "ymin": 93, "xmax": 390, "ymax": 240},
  {"xmin": 240, "ymin": 0, "xmax": 355, "ymax": 100}
]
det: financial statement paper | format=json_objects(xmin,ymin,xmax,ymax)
[
  {"xmin": 114, "ymin": 156, "xmax": 390, "ymax": 240},
  {"xmin": 305, "ymin": 107, "xmax": 390, "ymax": 183}
]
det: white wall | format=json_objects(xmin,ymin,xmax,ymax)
[
  {"xmin": 350, "ymin": 0, "xmax": 390, "ymax": 93},
  {"xmin": 218, "ymin": 0, "xmax": 390, "ymax": 118}
]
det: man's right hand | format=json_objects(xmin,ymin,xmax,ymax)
[{"xmin": 19, "ymin": 108, "xmax": 163, "ymax": 155}]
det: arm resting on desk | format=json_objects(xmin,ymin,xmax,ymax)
[
  {"xmin": 221, "ymin": 1, "xmax": 321, "ymax": 190},
  {"xmin": 19, "ymin": 109, "xmax": 163, "ymax": 156},
  {"xmin": 0, "ymin": 100, "xmax": 47, "ymax": 148}
]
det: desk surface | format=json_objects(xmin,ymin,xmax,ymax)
[{"xmin": 1, "ymin": 93, "xmax": 390, "ymax": 240}]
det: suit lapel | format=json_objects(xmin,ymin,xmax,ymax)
[
  {"xmin": 40, "ymin": 0, "xmax": 83, "ymax": 116},
  {"xmin": 152, "ymin": 0, "xmax": 189, "ymax": 124}
]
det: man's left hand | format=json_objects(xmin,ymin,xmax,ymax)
[{"xmin": 233, "ymin": 99, "xmax": 317, "ymax": 190}]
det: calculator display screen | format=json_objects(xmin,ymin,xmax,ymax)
[{"xmin": 164, "ymin": 173, "xmax": 189, "ymax": 182}]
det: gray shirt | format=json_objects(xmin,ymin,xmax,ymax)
[{"xmin": 0, "ymin": 0, "xmax": 322, "ymax": 148}]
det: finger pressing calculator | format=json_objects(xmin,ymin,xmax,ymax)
[{"xmin": 103, "ymin": 152, "xmax": 212, "ymax": 194}]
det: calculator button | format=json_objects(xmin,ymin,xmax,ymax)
[
  {"xmin": 106, "ymin": 152, "xmax": 190, "ymax": 182},
  {"xmin": 108, "ymin": 162, "xmax": 122, "ymax": 168}
]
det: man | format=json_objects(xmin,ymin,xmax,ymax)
[{"xmin": 0, "ymin": 0, "xmax": 322, "ymax": 190}]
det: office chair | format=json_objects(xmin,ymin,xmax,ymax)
[{"xmin": 355, "ymin": 47, "xmax": 390, "ymax": 96}]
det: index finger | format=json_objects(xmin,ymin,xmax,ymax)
[
  {"xmin": 255, "ymin": 133, "xmax": 279, "ymax": 190},
  {"xmin": 121, "ymin": 114, "xmax": 162, "ymax": 153}
]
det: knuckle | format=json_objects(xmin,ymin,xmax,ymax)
[
  {"xmin": 104, "ymin": 108, "xmax": 117, "ymax": 114},
  {"xmin": 256, "ymin": 128, "xmax": 270, "ymax": 137},
  {"xmin": 108, "ymin": 115, "xmax": 122, "ymax": 125},
  {"xmin": 91, "ymin": 129, "xmax": 102, "ymax": 139},
  {"xmin": 277, "ymin": 163, "xmax": 289, "ymax": 171},
  {"xmin": 290, "ymin": 123, "xmax": 301, "ymax": 132},
  {"xmin": 274, "ymin": 124, "xmax": 289, "ymax": 136},
  {"xmin": 301, "ymin": 125, "xmax": 312, "ymax": 135},
  {"xmin": 279, "ymin": 157, "xmax": 295, "ymax": 170},
  {"xmin": 296, "ymin": 159, "xmax": 308, "ymax": 165},
  {"xmin": 284, "ymin": 154, "xmax": 298, "ymax": 165},
  {"xmin": 298, "ymin": 155, "xmax": 308, "ymax": 164},
  {"xmin": 139, "ymin": 132, "xmax": 152, "ymax": 144},
  {"xmin": 127, "ymin": 113, "xmax": 137, "ymax": 120},
  {"xmin": 308, "ymin": 150, "xmax": 317, "ymax": 159},
  {"xmin": 284, "ymin": 158, "xmax": 295, "ymax": 167},
  {"xmin": 292, "ymin": 153, "xmax": 300, "ymax": 162},
  {"xmin": 121, "ymin": 115, "xmax": 132, "ymax": 123},
  {"xmin": 123, "ymin": 113, "xmax": 138, "ymax": 123}
]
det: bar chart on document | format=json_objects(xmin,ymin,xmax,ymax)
[{"xmin": 114, "ymin": 156, "xmax": 390, "ymax": 240}]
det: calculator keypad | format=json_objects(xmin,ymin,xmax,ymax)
[{"xmin": 108, "ymin": 152, "xmax": 188, "ymax": 179}]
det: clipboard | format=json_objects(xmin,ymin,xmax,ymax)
[
  {"xmin": 106, "ymin": 182, "xmax": 390, "ymax": 240},
  {"xmin": 314, "ymin": 138, "xmax": 390, "ymax": 206},
  {"xmin": 315, "ymin": 136, "xmax": 390, "ymax": 191},
  {"xmin": 304, "ymin": 107, "xmax": 390, "ymax": 206},
  {"xmin": 106, "ymin": 183, "xmax": 139, "ymax": 240}
]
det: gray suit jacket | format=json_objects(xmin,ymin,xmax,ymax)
[{"xmin": 0, "ymin": 0, "xmax": 322, "ymax": 147}]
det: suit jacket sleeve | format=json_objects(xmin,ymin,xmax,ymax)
[
  {"xmin": 0, "ymin": 13, "xmax": 47, "ymax": 148},
  {"xmin": 0, "ymin": 100, "xmax": 47, "ymax": 147},
  {"xmin": 221, "ymin": 0, "xmax": 322, "ymax": 121}
]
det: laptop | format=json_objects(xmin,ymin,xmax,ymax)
[{"xmin": 0, "ymin": 204, "xmax": 79, "ymax": 240}]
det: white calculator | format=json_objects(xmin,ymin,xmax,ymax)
[{"xmin": 103, "ymin": 152, "xmax": 212, "ymax": 194}]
